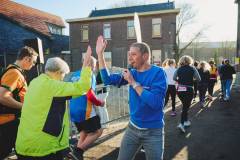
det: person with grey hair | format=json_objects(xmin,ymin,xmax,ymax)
[
  {"xmin": 96, "ymin": 35, "xmax": 167, "ymax": 160},
  {"xmin": 15, "ymin": 46, "xmax": 93, "ymax": 160},
  {"xmin": 173, "ymin": 55, "xmax": 201, "ymax": 133}
]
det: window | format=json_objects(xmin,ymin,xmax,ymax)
[
  {"xmin": 127, "ymin": 20, "xmax": 136, "ymax": 39},
  {"xmin": 152, "ymin": 18, "xmax": 162, "ymax": 37},
  {"xmin": 48, "ymin": 24, "xmax": 63, "ymax": 35},
  {"xmin": 104, "ymin": 52, "xmax": 112, "ymax": 68},
  {"xmin": 81, "ymin": 25, "xmax": 89, "ymax": 41},
  {"xmin": 152, "ymin": 50, "xmax": 161, "ymax": 65},
  {"xmin": 103, "ymin": 23, "xmax": 111, "ymax": 39}
]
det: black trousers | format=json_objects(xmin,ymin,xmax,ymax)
[
  {"xmin": 208, "ymin": 80, "xmax": 216, "ymax": 96},
  {"xmin": 0, "ymin": 119, "xmax": 19, "ymax": 159},
  {"xmin": 177, "ymin": 88, "xmax": 193, "ymax": 124},
  {"xmin": 198, "ymin": 84, "xmax": 208, "ymax": 103},
  {"xmin": 193, "ymin": 81, "xmax": 198, "ymax": 98},
  {"xmin": 165, "ymin": 85, "xmax": 176, "ymax": 111}
]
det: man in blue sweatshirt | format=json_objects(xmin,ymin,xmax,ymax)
[{"xmin": 96, "ymin": 35, "xmax": 167, "ymax": 160}]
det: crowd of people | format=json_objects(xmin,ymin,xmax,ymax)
[{"xmin": 0, "ymin": 35, "xmax": 237, "ymax": 160}]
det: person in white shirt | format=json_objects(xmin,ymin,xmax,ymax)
[{"xmin": 164, "ymin": 59, "xmax": 177, "ymax": 116}]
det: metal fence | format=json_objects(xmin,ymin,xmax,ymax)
[{"xmin": 96, "ymin": 84, "xmax": 129, "ymax": 125}]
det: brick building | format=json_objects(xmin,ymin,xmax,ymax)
[{"xmin": 67, "ymin": 2, "xmax": 179, "ymax": 70}]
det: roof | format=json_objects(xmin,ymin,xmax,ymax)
[
  {"xmin": 0, "ymin": 0, "xmax": 65, "ymax": 37},
  {"xmin": 67, "ymin": 2, "xmax": 179, "ymax": 23},
  {"xmin": 89, "ymin": 2, "xmax": 175, "ymax": 17}
]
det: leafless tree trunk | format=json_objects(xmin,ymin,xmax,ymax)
[{"xmin": 174, "ymin": 3, "xmax": 207, "ymax": 61}]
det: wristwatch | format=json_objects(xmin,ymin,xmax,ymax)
[{"xmin": 132, "ymin": 82, "xmax": 140, "ymax": 89}]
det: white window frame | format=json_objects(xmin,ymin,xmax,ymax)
[
  {"xmin": 103, "ymin": 23, "xmax": 111, "ymax": 39},
  {"xmin": 152, "ymin": 50, "xmax": 162, "ymax": 65},
  {"xmin": 152, "ymin": 18, "xmax": 162, "ymax": 37},
  {"xmin": 127, "ymin": 20, "xmax": 136, "ymax": 39},
  {"xmin": 81, "ymin": 24, "xmax": 89, "ymax": 42}
]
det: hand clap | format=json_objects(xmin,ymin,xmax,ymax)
[
  {"xmin": 82, "ymin": 45, "xmax": 92, "ymax": 68},
  {"xmin": 96, "ymin": 35, "xmax": 107, "ymax": 57}
]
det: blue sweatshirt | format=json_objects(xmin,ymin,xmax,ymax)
[
  {"xmin": 69, "ymin": 71, "xmax": 96, "ymax": 122},
  {"xmin": 100, "ymin": 65, "xmax": 167, "ymax": 128}
]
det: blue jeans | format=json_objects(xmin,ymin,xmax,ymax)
[
  {"xmin": 117, "ymin": 123, "xmax": 164, "ymax": 160},
  {"xmin": 222, "ymin": 79, "xmax": 232, "ymax": 98}
]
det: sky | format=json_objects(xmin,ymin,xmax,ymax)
[{"xmin": 13, "ymin": 0, "xmax": 238, "ymax": 42}]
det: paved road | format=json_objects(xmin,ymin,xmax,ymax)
[{"xmin": 84, "ymin": 84, "xmax": 240, "ymax": 160}]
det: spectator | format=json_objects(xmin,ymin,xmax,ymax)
[
  {"xmin": 15, "ymin": 47, "xmax": 92, "ymax": 160},
  {"xmin": 0, "ymin": 46, "xmax": 38, "ymax": 159},
  {"xmin": 96, "ymin": 35, "xmax": 167, "ymax": 160}
]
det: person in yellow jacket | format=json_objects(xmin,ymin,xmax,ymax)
[{"xmin": 15, "ymin": 46, "xmax": 93, "ymax": 160}]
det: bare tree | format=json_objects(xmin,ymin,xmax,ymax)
[
  {"xmin": 174, "ymin": 3, "xmax": 207, "ymax": 61},
  {"xmin": 219, "ymin": 41, "xmax": 235, "ymax": 62}
]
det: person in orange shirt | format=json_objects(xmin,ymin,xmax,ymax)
[
  {"xmin": 0, "ymin": 46, "xmax": 38, "ymax": 159},
  {"xmin": 208, "ymin": 60, "xmax": 218, "ymax": 101}
]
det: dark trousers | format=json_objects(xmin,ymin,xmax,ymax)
[
  {"xmin": 177, "ymin": 88, "xmax": 193, "ymax": 124},
  {"xmin": 198, "ymin": 84, "xmax": 208, "ymax": 103},
  {"xmin": 193, "ymin": 81, "xmax": 198, "ymax": 99},
  {"xmin": 17, "ymin": 149, "xmax": 67, "ymax": 160},
  {"xmin": 0, "ymin": 119, "xmax": 19, "ymax": 159},
  {"xmin": 165, "ymin": 85, "xmax": 176, "ymax": 111},
  {"xmin": 208, "ymin": 80, "xmax": 216, "ymax": 96}
]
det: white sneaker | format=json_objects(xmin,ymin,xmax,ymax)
[
  {"xmin": 184, "ymin": 121, "xmax": 191, "ymax": 127},
  {"xmin": 177, "ymin": 123, "xmax": 185, "ymax": 133}
]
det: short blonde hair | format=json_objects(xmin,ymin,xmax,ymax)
[
  {"xmin": 198, "ymin": 61, "xmax": 211, "ymax": 71},
  {"xmin": 162, "ymin": 59, "xmax": 169, "ymax": 67},
  {"xmin": 178, "ymin": 55, "xmax": 193, "ymax": 66}
]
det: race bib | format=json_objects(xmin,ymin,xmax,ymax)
[{"xmin": 177, "ymin": 86, "xmax": 187, "ymax": 92}]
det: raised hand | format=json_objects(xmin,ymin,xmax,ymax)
[
  {"xmin": 96, "ymin": 35, "xmax": 107, "ymax": 56},
  {"xmin": 82, "ymin": 45, "xmax": 92, "ymax": 68}
]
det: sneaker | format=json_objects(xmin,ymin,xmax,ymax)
[
  {"xmin": 177, "ymin": 123, "xmax": 185, "ymax": 133},
  {"xmin": 8, "ymin": 155, "xmax": 18, "ymax": 160},
  {"xmin": 184, "ymin": 121, "xmax": 191, "ymax": 127},
  {"xmin": 224, "ymin": 96, "xmax": 230, "ymax": 101},
  {"xmin": 193, "ymin": 98, "xmax": 196, "ymax": 102},
  {"xmin": 170, "ymin": 111, "xmax": 177, "ymax": 116},
  {"xmin": 140, "ymin": 146, "xmax": 145, "ymax": 153}
]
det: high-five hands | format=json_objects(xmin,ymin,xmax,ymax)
[
  {"xmin": 82, "ymin": 45, "xmax": 92, "ymax": 68},
  {"xmin": 96, "ymin": 35, "xmax": 107, "ymax": 56}
]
